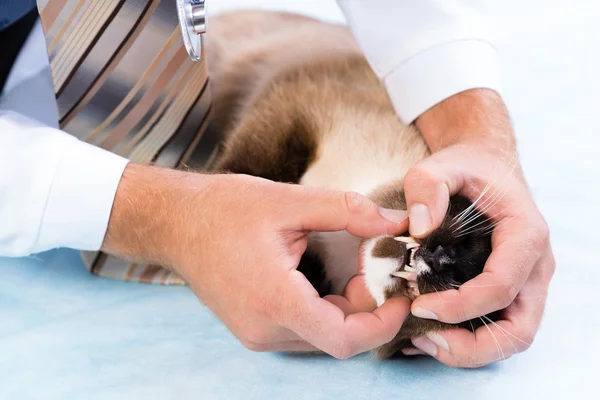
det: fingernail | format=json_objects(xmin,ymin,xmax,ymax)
[
  {"xmin": 426, "ymin": 332, "xmax": 450, "ymax": 352},
  {"xmin": 411, "ymin": 337, "xmax": 437, "ymax": 357},
  {"xmin": 402, "ymin": 348, "xmax": 426, "ymax": 356},
  {"xmin": 412, "ymin": 307, "xmax": 439, "ymax": 320},
  {"xmin": 379, "ymin": 208, "xmax": 408, "ymax": 224},
  {"xmin": 409, "ymin": 203, "xmax": 432, "ymax": 236}
]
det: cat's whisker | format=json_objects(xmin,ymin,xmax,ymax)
[
  {"xmin": 453, "ymin": 206, "xmax": 506, "ymax": 234},
  {"xmin": 455, "ymin": 229, "xmax": 492, "ymax": 239},
  {"xmin": 453, "ymin": 213, "xmax": 490, "ymax": 235},
  {"xmin": 452, "ymin": 199, "xmax": 489, "ymax": 230},
  {"xmin": 479, "ymin": 317, "xmax": 505, "ymax": 362},
  {"xmin": 460, "ymin": 188, "xmax": 514, "ymax": 231},
  {"xmin": 438, "ymin": 283, "xmax": 456, "ymax": 292},
  {"xmin": 491, "ymin": 202, "xmax": 529, "ymax": 230},
  {"xmin": 450, "ymin": 200, "xmax": 485, "ymax": 229},
  {"xmin": 457, "ymin": 216, "xmax": 509, "ymax": 237},
  {"xmin": 451, "ymin": 152, "xmax": 520, "ymax": 231},
  {"xmin": 484, "ymin": 317, "xmax": 518, "ymax": 356},
  {"xmin": 454, "ymin": 181, "xmax": 512, "ymax": 232},
  {"xmin": 455, "ymin": 222, "xmax": 497, "ymax": 238},
  {"xmin": 482, "ymin": 315, "xmax": 533, "ymax": 348},
  {"xmin": 449, "ymin": 151, "xmax": 518, "ymax": 228},
  {"xmin": 431, "ymin": 285, "xmax": 445, "ymax": 307},
  {"xmin": 466, "ymin": 155, "xmax": 520, "ymax": 219},
  {"xmin": 450, "ymin": 175, "xmax": 500, "ymax": 227},
  {"xmin": 458, "ymin": 204, "xmax": 527, "ymax": 239},
  {"xmin": 455, "ymin": 198, "xmax": 530, "ymax": 238},
  {"xmin": 445, "ymin": 284, "xmax": 548, "ymax": 300},
  {"xmin": 466, "ymin": 179, "xmax": 511, "ymax": 222},
  {"xmin": 448, "ymin": 283, "xmax": 513, "ymax": 289},
  {"xmin": 468, "ymin": 319, "xmax": 477, "ymax": 368}
]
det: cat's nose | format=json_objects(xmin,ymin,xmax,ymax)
[
  {"xmin": 432, "ymin": 245, "xmax": 445, "ymax": 259},
  {"xmin": 422, "ymin": 245, "xmax": 446, "ymax": 272}
]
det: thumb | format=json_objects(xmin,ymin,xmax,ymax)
[
  {"xmin": 287, "ymin": 187, "xmax": 408, "ymax": 238},
  {"xmin": 403, "ymin": 158, "xmax": 462, "ymax": 238}
]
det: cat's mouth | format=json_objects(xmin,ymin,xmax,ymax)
[{"xmin": 390, "ymin": 236, "xmax": 421, "ymax": 298}]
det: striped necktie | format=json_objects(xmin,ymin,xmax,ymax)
[{"xmin": 36, "ymin": 0, "xmax": 218, "ymax": 285}]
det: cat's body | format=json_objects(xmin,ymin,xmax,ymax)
[{"xmin": 206, "ymin": 10, "xmax": 498, "ymax": 358}]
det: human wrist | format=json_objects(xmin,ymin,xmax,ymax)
[
  {"xmin": 101, "ymin": 163, "xmax": 210, "ymax": 268},
  {"xmin": 415, "ymin": 88, "xmax": 516, "ymax": 155}
]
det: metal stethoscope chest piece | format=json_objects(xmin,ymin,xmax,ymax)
[{"xmin": 176, "ymin": 0, "xmax": 207, "ymax": 62}]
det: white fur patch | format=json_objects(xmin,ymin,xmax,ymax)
[
  {"xmin": 361, "ymin": 237, "xmax": 401, "ymax": 307},
  {"xmin": 438, "ymin": 255, "xmax": 452, "ymax": 266},
  {"xmin": 413, "ymin": 258, "xmax": 432, "ymax": 275}
]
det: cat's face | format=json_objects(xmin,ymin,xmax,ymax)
[
  {"xmin": 362, "ymin": 194, "xmax": 502, "ymax": 359},
  {"xmin": 362, "ymin": 195, "xmax": 492, "ymax": 306}
]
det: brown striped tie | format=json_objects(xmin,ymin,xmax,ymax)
[{"xmin": 36, "ymin": 0, "xmax": 216, "ymax": 285}]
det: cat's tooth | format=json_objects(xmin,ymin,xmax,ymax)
[
  {"xmin": 404, "ymin": 265, "xmax": 416, "ymax": 272},
  {"xmin": 394, "ymin": 236, "xmax": 416, "ymax": 244},
  {"xmin": 391, "ymin": 271, "xmax": 412, "ymax": 280},
  {"xmin": 405, "ymin": 243, "xmax": 419, "ymax": 250},
  {"xmin": 410, "ymin": 253, "xmax": 417, "ymax": 265}
]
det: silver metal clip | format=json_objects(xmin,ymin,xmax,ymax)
[{"xmin": 177, "ymin": 0, "xmax": 207, "ymax": 61}]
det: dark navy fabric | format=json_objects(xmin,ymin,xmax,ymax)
[
  {"xmin": 0, "ymin": 0, "xmax": 37, "ymax": 31},
  {"xmin": 0, "ymin": 3, "xmax": 38, "ymax": 94}
]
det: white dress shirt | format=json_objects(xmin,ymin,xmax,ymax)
[{"xmin": 0, "ymin": 2, "xmax": 502, "ymax": 257}]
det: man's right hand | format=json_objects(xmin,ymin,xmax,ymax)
[{"xmin": 102, "ymin": 163, "xmax": 411, "ymax": 359}]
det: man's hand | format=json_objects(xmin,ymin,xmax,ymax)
[
  {"xmin": 401, "ymin": 89, "xmax": 555, "ymax": 367},
  {"xmin": 102, "ymin": 164, "xmax": 411, "ymax": 359}
]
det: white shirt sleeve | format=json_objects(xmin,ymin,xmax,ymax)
[
  {"xmin": 0, "ymin": 111, "xmax": 128, "ymax": 257},
  {"xmin": 337, "ymin": 0, "xmax": 502, "ymax": 124}
]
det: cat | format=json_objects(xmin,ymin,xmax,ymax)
[{"xmin": 204, "ymin": 10, "xmax": 500, "ymax": 358}]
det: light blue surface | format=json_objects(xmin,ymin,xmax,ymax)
[{"xmin": 1, "ymin": 1, "xmax": 599, "ymax": 399}]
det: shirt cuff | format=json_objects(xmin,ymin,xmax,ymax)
[
  {"xmin": 34, "ymin": 137, "xmax": 129, "ymax": 253},
  {"xmin": 383, "ymin": 40, "xmax": 503, "ymax": 124}
]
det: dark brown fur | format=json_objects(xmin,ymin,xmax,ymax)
[
  {"xmin": 211, "ymin": 53, "xmax": 391, "ymax": 178},
  {"xmin": 371, "ymin": 237, "xmax": 405, "ymax": 260}
]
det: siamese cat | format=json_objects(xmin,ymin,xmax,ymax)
[{"xmin": 205, "ymin": 10, "xmax": 499, "ymax": 358}]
